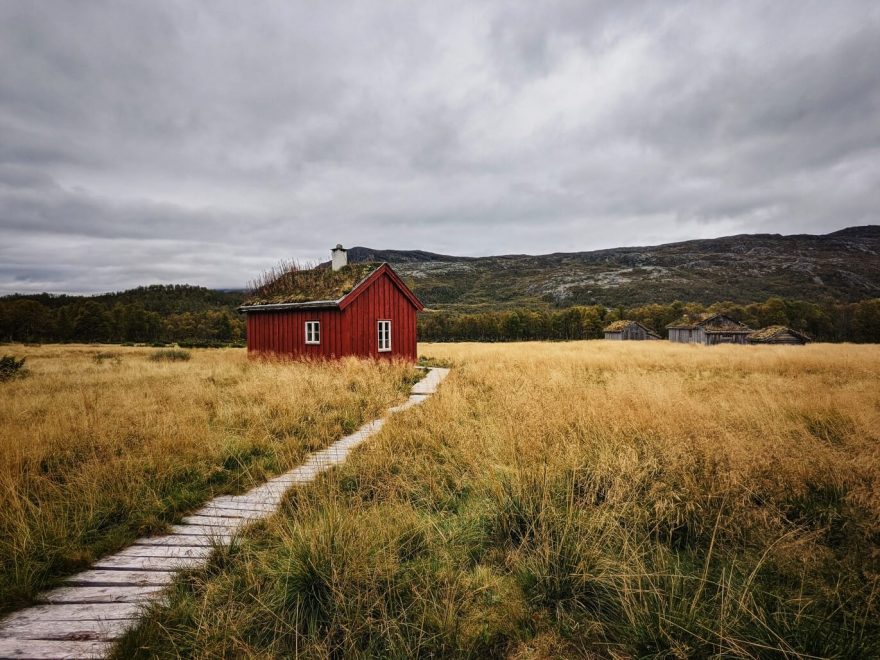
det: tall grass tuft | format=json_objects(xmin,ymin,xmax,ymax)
[{"xmin": 148, "ymin": 348, "xmax": 191, "ymax": 362}]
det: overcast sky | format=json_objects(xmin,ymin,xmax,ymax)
[{"xmin": 1, "ymin": 1, "xmax": 878, "ymax": 294}]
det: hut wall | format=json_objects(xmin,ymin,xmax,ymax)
[
  {"xmin": 341, "ymin": 271, "xmax": 418, "ymax": 361},
  {"xmin": 625, "ymin": 325, "xmax": 655, "ymax": 340},
  {"xmin": 604, "ymin": 331, "xmax": 623, "ymax": 341},
  {"xmin": 769, "ymin": 331, "xmax": 805, "ymax": 344},
  {"xmin": 706, "ymin": 332, "xmax": 750, "ymax": 345},
  {"xmin": 246, "ymin": 308, "xmax": 345, "ymax": 358}
]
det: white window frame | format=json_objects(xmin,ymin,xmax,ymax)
[
  {"xmin": 305, "ymin": 320, "xmax": 320, "ymax": 345},
  {"xmin": 377, "ymin": 319, "xmax": 391, "ymax": 352}
]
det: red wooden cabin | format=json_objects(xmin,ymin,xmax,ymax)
[{"xmin": 239, "ymin": 246, "xmax": 423, "ymax": 360}]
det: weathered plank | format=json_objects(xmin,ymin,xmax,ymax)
[
  {"xmin": 195, "ymin": 506, "xmax": 271, "ymax": 517},
  {"xmin": 286, "ymin": 465, "xmax": 323, "ymax": 477},
  {"xmin": 191, "ymin": 506, "xmax": 268, "ymax": 519},
  {"xmin": 238, "ymin": 488, "xmax": 287, "ymax": 504},
  {"xmin": 409, "ymin": 378, "xmax": 437, "ymax": 395},
  {"xmin": 202, "ymin": 497, "xmax": 277, "ymax": 512},
  {"xmin": 37, "ymin": 586, "xmax": 164, "ymax": 605},
  {"xmin": 0, "ymin": 603, "xmax": 142, "ymax": 626},
  {"xmin": 179, "ymin": 515, "xmax": 249, "ymax": 528},
  {"xmin": 114, "ymin": 545, "xmax": 211, "ymax": 559},
  {"xmin": 0, "ymin": 638, "xmax": 112, "ymax": 658},
  {"xmin": 132, "ymin": 534, "xmax": 231, "ymax": 547},
  {"xmin": 302, "ymin": 453, "xmax": 344, "ymax": 468},
  {"xmin": 168, "ymin": 524, "xmax": 239, "ymax": 537},
  {"xmin": 65, "ymin": 570, "xmax": 175, "ymax": 587},
  {"xmin": 264, "ymin": 473, "xmax": 315, "ymax": 486},
  {"xmin": 0, "ymin": 617, "xmax": 133, "ymax": 641},
  {"xmin": 410, "ymin": 368, "xmax": 448, "ymax": 395},
  {"xmin": 92, "ymin": 555, "xmax": 205, "ymax": 572},
  {"xmin": 387, "ymin": 395, "xmax": 428, "ymax": 413},
  {"xmin": 237, "ymin": 482, "xmax": 290, "ymax": 495}
]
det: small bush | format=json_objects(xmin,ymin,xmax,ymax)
[
  {"xmin": 93, "ymin": 351, "xmax": 121, "ymax": 365},
  {"xmin": 0, "ymin": 355, "xmax": 27, "ymax": 381},
  {"xmin": 149, "ymin": 349, "xmax": 191, "ymax": 362}
]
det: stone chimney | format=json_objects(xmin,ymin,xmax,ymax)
[{"xmin": 331, "ymin": 244, "xmax": 348, "ymax": 271}]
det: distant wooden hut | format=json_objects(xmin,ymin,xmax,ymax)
[
  {"xmin": 666, "ymin": 313, "xmax": 753, "ymax": 345},
  {"xmin": 747, "ymin": 326, "xmax": 811, "ymax": 345},
  {"xmin": 603, "ymin": 320, "xmax": 660, "ymax": 341}
]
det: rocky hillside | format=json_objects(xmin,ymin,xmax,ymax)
[{"xmin": 346, "ymin": 226, "xmax": 880, "ymax": 311}]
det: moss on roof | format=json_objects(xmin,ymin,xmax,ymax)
[
  {"xmin": 748, "ymin": 325, "xmax": 810, "ymax": 342},
  {"xmin": 245, "ymin": 263, "xmax": 380, "ymax": 306},
  {"xmin": 603, "ymin": 320, "xmax": 633, "ymax": 332},
  {"xmin": 603, "ymin": 320, "xmax": 648, "ymax": 332},
  {"xmin": 603, "ymin": 320, "xmax": 660, "ymax": 337},
  {"xmin": 667, "ymin": 312, "xmax": 711, "ymax": 328}
]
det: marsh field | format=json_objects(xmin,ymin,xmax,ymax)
[
  {"xmin": 0, "ymin": 345, "xmax": 416, "ymax": 612},
  {"xmin": 1, "ymin": 342, "xmax": 879, "ymax": 658}
]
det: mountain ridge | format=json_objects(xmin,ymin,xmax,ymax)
[
  {"xmin": 348, "ymin": 225, "xmax": 880, "ymax": 262},
  {"xmin": 342, "ymin": 225, "xmax": 880, "ymax": 310}
]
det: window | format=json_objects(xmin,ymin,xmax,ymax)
[
  {"xmin": 305, "ymin": 321, "xmax": 320, "ymax": 344},
  {"xmin": 378, "ymin": 320, "xmax": 391, "ymax": 352}
]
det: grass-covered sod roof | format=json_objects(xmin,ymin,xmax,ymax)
[
  {"xmin": 603, "ymin": 320, "xmax": 633, "ymax": 332},
  {"xmin": 748, "ymin": 325, "xmax": 811, "ymax": 342},
  {"xmin": 245, "ymin": 263, "xmax": 380, "ymax": 306}
]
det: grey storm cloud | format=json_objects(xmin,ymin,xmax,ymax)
[{"xmin": 1, "ymin": 0, "xmax": 878, "ymax": 293}]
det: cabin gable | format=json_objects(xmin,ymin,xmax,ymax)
[
  {"xmin": 341, "ymin": 271, "xmax": 418, "ymax": 359},
  {"xmin": 603, "ymin": 320, "xmax": 660, "ymax": 341}
]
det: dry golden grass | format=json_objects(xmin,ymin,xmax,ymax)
[
  {"xmin": 122, "ymin": 340, "xmax": 880, "ymax": 658},
  {"xmin": 418, "ymin": 341, "xmax": 880, "ymax": 520},
  {"xmin": 0, "ymin": 344, "xmax": 416, "ymax": 611}
]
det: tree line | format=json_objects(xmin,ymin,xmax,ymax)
[
  {"xmin": 417, "ymin": 297, "xmax": 880, "ymax": 343},
  {"xmin": 1, "ymin": 286, "xmax": 245, "ymax": 345},
  {"xmin": 2, "ymin": 289, "xmax": 879, "ymax": 345}
]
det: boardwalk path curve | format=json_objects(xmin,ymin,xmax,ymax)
[{"xmin": 0, "ymin": 367, "xmax": 450, "ymax": 659}]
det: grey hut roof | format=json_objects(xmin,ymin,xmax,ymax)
[
  {"xmin": 603, "ymin": 320, "xmax": 661, "ymax": 338},
  {"xmin": 666, "ymin": 312, "xmax": 752, "ymax": 332},
  {"xmin": 747, "ymin": 325, "xmax": 811, "ymax": 343},
  {"xmin": 666, "ymin": 312, "xmax": 711, "ymax": 329}
]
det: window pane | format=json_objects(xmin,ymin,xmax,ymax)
[
  {"xmin": 378, "ymin": 320, "xmax": 391, "ymax": 350},
  {"xmin": 306, "ymin": 321, "xmax": 320, "ymax": 344}
]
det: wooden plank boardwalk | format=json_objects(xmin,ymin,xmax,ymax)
[{"xmin": 0, "ymin": 368, "xmax": 449, "ymax": 659}]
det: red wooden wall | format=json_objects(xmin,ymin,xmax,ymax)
[
  {"xmin": 342, "ymin": 271, "xmax": 418, "ymax": 360},
  {"xmin": 245, "ymin": 271, "xmax": 418, "ymax": 361},
  {"xmin": 246, "ymin": 308, "xmax": 345, "ymax": 359}
]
